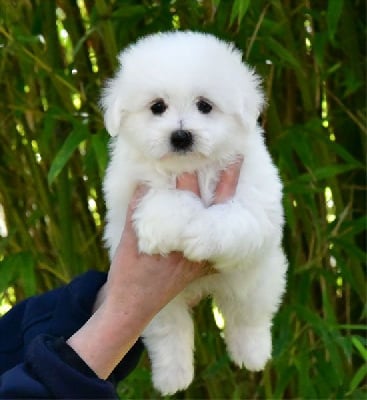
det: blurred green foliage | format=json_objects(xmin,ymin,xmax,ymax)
[{"xmin": 0, "ymin": 0, "xmax": 365, "ymax": 398}]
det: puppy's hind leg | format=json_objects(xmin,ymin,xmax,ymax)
[
  {"xmin": 214, "ymin": 254, "xmax": 286, "ymax": 371},
  {"xmin": 143, "ymin": 296, "xmax": 194, "ymax": 395},
  {"xmin": 214, "ymin": 289, "xmax": 272, "ymax": 372}
]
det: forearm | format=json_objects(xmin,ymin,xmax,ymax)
[{"xmin": 67, "ymin": 285, "xmax": 164, "ymax": 380}]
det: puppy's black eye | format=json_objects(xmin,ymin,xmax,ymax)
[
  {"xmin": 197, "ymin": 99, "xmax": 213, "ymax": 114},
  {"xmin": 150, "ymin": 100, "xmax": 167, "ymax": 115}
]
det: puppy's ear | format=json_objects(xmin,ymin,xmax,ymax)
[
  {"xmin": 100, "ymin": 79, "xmax": 125, "ymax": 137},
  {"xmin": 238, "ymin": 69, "xmax": 266, "ymax": 132}
]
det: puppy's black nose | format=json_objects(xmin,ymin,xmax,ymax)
[{"xmin": 170, "ymin": 130, "xmax": 193, "ymax": 151}]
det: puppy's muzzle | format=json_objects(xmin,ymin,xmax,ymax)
[{"xmin": 170, "ymin": 130, "xmax": 193, "ymax": 152}]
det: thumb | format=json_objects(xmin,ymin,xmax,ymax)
[{"xmin": 214, "ymin": 156, "xmax": 243, "ymax": 204}]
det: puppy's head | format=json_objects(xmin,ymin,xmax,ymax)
[{"xmin": 101, "ymin": 31, "xmax": 264, "ymax": 172}]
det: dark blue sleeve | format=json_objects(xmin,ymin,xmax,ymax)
[
  {"xmin": 0, "ymin": 271, "xmax": 144, "ymax": 399},
  {"xmin": 0, "ymin": 334, "xmax": 117, "ymax": 399}
]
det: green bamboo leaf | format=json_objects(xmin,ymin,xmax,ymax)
[
  {"xmin": 295, "ymin": 352, "xmax": 316, "ymax": 397},
  {"xmin": 339, "ymin": 325, "xmax": 367, "ymax": 331},
  {"xmin": 265, "ymin": 37, "xmax": 303, "ymax": 70},
  {"xmin": 91, "ymin": 130, "xmax": 109, "ymax": 175},
  {"xmin": 327, "ymin": 0, "xmax": 344, "ymax": 42},
  {"xmin": 48, "ymin": 126, "xmax": 89, "ymax": 186},
  {"xmin": 331, "ymin": 244, "xmax": 366, "ymax": 302},
  {"xmin": 290, "ymin": 130, "xmax": 315, "ymax": 169},
  {"xmin": 325, "ymin": 335, "xmax": 344, "ymax": 386},
  {"xmin": 349, "ymin": 363, "xmax": 367, "ymax": 393},
  {"xmin": 202, "ymin": 354, "xmax": 230, "ymax": 378},
  {"xmin": 312, "ymin": 164, "xmax": 360, "ymax": 180},
  {"xmin": 273, "ymin": 365, "xmax": 296, "ymax": 398},
  {"xmin": 352, "ymin": 336, "xmax": 367, "ymax": 361},
  {"xmin": 316, "ymin": 354, "xmax": 341, "ymax": 390},
  {"xmin": 230, "ymin": 0, "xmax": 250, "ymax": 26},
  {"xmin": 112, "ymin": 5, "xmax": 146, "ymax": 18},
  {"xmin": 321, "ymin": 138, "xmax": 364, "ymax": 168},
  {"xmin": 285, "ymin": 163, "xmax": 359, "ymax": 194},
  {"xmin": 0, "ymin": 252, "xmax": 35, "ymax": 295},
  {"xmin": 19, "ymin": 256, "xmax": 37, "ymax": 297},
  {"xmin": 0, "ymin": 256, "xmax": 18, "ymax": 293},
  {"xmin": 321, "ymin": 286, "xmax": 336, "ymax": 324},
  {"xmin": 295, "ymin": 305, "xmax": 327, "ymax": 334},
  {"xmin": 337, "ymin": 216, "xmax": 367, "ymax": 238}
]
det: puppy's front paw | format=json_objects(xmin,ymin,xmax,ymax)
[
  {"xmin": 226, "ymin": 326, "xmax": 272, "ymax": 371},
  {"xmin": 153, "ymin": 362, "xmax": 194, "ymax": 395},
  {"xmin": 134, "ymin": 189, "xmax": 202, "ymax": 255},
  {"xmin": 183, "ymin": 237, "xmax": 213, "ymax": 262},
  {"xmin": 182, "ymin": 217, "xmax": 216, "ymax": 262},
  {"xmin": 134, "ymin": 219, "xmax": 164, "ymax": 255}
]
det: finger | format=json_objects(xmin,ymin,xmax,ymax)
[
  {"xmin": 130, "ymin": 184, "xmax": 149, "ymax": 209},
  {"xmin": 214, "ymin": 156, "xmax": 243, "ymax": 204},
  {"xmin": 176, "ymin": 172, "xmax": 201, "ymax": 197},
  {"xmin": 199, "ymin": 261, "xmax": 218, "ymax": 277},
  {"xmin": 123, "ymin": 184, "xmax": 148, "ymax": 237},
  {"xmin": 187, "ymin": 260, "xmax": 218, "ymax": 279}
]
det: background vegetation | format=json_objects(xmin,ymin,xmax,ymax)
[{"xmin": 0, "ymin": 0, "xmax": 365, "ymax": 398}]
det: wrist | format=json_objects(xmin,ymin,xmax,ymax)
[
  {"xmin": 67, "ymin": 304, "xmax": 142, "ymax": 380},
  {"xmin": 102, "ymin": 283, "xmax": 167, "ymax": 322},
  {"xmin": 102, "ymin": 263, "xmax": 183, "ymax": 316}
]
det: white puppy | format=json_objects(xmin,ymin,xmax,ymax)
[{"xmin": 102, "ymin": 31, "xmax": 287, "ymax": 395}]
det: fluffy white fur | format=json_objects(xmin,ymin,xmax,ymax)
[{"xmin": 102, "ymin": 31, "xmax": 287, "ymax": 395}]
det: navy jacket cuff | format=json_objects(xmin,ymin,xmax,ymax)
[{"xmin": 25, "ymin": 334, "xmax": 118, "ymax": 399}]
